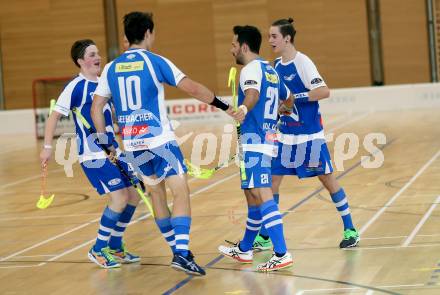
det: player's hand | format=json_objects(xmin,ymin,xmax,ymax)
[
  {"xmin": 225, "ymin": 105, "xmax": 235, "ymax": 117},
  {"xmin": 40, "ymin": 147, "xmax": 52, "ymax": 167},
  {"xmin": 278, "ymin": 101, "xmax": 292, "ymax": 115},
  {"xmin": 106, "ymin": 145, "xmax": 117, "ymax": 163},
  {"xmin": 231, "ymin": 105, "xmax": 247, "ymax": 123}
]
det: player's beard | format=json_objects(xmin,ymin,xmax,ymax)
[{"xmin": 234, "ymin": 52, "xmax": 244, "ymax": 65}]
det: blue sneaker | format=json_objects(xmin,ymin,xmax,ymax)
[
  {"xmin": 171, "ymin": 251, "xmax": 206, "ymax": 276},
  {"xmin": 88, "ymin": 246, "xmax": 120, "ymax": 269},
  {"xmin": 109, "ymin": 243, "xmax": 140, "ymax": 263}
]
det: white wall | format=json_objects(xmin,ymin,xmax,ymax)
[{"xmin": 2, "ymin": 82, "xmax": 440, "ymax": 136}]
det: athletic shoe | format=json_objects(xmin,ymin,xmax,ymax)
[
  {"xmin": 339, "ymin": 228, "xmax": 360, "ymax": 248},
  {"xmin": 171, "ymin": 251, "xmax": 206, "ymax": 276},
  {"xmin": 256, "ymin": 252, "xmax": 293, "ymax": 272},
  {"xmin": 218, "ymin": 242, "xmax": 253, "ymax": 263},
  {"xmin": 109, "ymin": 243, "xmax": 140, "ymax": 263},
  {"xmin": 252, "ymin": 234, "xmax": 273, "ymax": 251},
  {"xmin": 88, "ymin": 246, "xmax": 120, "ymax": 269}
]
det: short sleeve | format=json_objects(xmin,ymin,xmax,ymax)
[
  {"xmin": 240, "ymin": 61, "xmax": 262, "ymax": 93},
  {"xmin": 94, "ymin": 62, "xmax": 112, "ymax": 98},
  {"xmin": 298, "ymin": 55, "xmax": 326, "ymax": 90},
  {"xmin": 152, "ymin": 54, "xmax": 186, "ymax": 86},
  {"xmin": 54, "ymin": 79, "xmax": 79, "ymax": 116}
]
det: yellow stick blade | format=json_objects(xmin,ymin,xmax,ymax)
[{"xmin": 36, "ymin": 194, "xmax": 55, "ymax": 209}]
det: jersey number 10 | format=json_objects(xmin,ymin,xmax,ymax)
[{"xmin": 118, "ymin": 76, "xmax": 142, "ymax": 111}]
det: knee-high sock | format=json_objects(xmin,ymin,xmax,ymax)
[
  {"xmin": 155, "ymin": 217, "xmax": 176, "ymax": 253},
  {"xmin": 94, "ymin": 207, "xmax": 121, "ymax": 252},
  {"xmin": 260, "ymin": 199, "xmax": 287, "ymax": 254},
  {"xmin": 239, "ymin": 205, "xmax": 262, "ymax": 251},
  {"xmin": 108, "ymin": 204, "xmax": 136, "ymax": 250},
  {"xmin": 171, "ymin": 216, "xmax": 191, "ymax": 257},
  {"xmin": 259, "ymin": 194, "xmax": 279, "ymax": 237},
  {"xmin": 330, "ymin": 188, "xmax": 354, "ymax": 230}
]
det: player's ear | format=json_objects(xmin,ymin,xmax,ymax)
[
  {"xmin": 145, "ymin": 29, "xmax": 153, "ymax": 40},
  {"xmin": 242, "ymin": 43, "xmax": 249, "ymax": 53}
]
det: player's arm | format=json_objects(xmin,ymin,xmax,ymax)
[
  {"xmin": 234, "ymin": 62, "xmax": 264, "ymax": 123},
  {"xmin": 40, "ymin": 111, "xmax": 63, "ymax": 166},
  {"xmin": 297, "ymin": 56, "xmax": 329, "ymax": 103},
  {"xmin": 177, "ymin": 77, "xmax": 234, "ymax": 114},
  {"xmin": 234, "ymin": 88, "xmax": 260, "ymax": 123},
  {"xmin": 40, "ymin": 82, "xmax": 75, "ymax": 166},
  {"xmin": 308, "ymin": 85, "xmax": 330, "ymax": 101},
  {"xmin": 278, "ymin": 83, "xmax": 295, "ymax": 115},
  {"xmin": 91, "ymin": 94, "xmax": 109, "ymax": 134},
  {"xmin": 156, "ymin": 55, "xmax": 234, "ymax": 115},
  {"xmin": 90, "ymin": 63, "xmax": 116, "ymax": 152}
]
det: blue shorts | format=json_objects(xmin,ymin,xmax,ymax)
[
  {"xmin": 124, "ymin": 140, "xmax": 187, "ymax": 180},
  {"xmin": 240, "ymin": 151, "xmax": 273, "ymax": 189},
  {"xmin": 81, "ymin": 156, "xmax": 136, "ymax": 195},
  {"xmin": 272, "ymin": 138, "xmax": 333, "ymax": 178}
]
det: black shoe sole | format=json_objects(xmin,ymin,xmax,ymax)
[{"xmin": 170, "ymin": 263, "xmax": 205, "ymax": 276}]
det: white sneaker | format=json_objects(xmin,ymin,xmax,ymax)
[
  {"xmin": 256, "ymin": 252, "xmax": 293, "ymax": 272},
  {"xmin": 218, "ymin": 243, "xmax": 253, "ymax": 263}
]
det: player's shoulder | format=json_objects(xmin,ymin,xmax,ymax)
[
  {"xmin": 242, "ymin": 58, "xmax": 265, "ymax": 73},
  {"xmin": 64, "ymin": 75, "xmax": 85, "ymax": 91},
  {"xmin": 294, "ymin": 52, "xmax": 317, "ymax": 67}
]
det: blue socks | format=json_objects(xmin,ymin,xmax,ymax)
[
  {"xmin": 260, "ymin": 199, "xmax": 287, "ymax": 255},
  {"xmin": 171, "ymin": 216, "xmax": 191, "ymax": 257},
  {"xmin": 108, "ymin": 204, "xmax": 136, "ymax": 250},
  {"xmin": 94, "ymin": 207, "xmax": 121, "ymax": 252},
  {"xmin": 155, "ymin": 217, "xmax": 176, "ymax": 253},
  {"xmin": 330, "ymin": 188, "xmax": 354, "ymax": 230},
  {"xmin": 239, "ymin": 206, "xmax": 262, "ymax": 252},
  {"xmin": 259, "ymin": 194, "xmax": 279, "ymax": 237}
]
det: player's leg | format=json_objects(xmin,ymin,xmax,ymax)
[
  {"xmin": 254, "ymin": 174, "xmax": 282, "ymax": 250},
  {"xmin": 218, "ymin": 189, "xmax": 260, "ymax": 263},
  {"xmin": 108, "ymin": 186, "xmax": 141, "ymax": 263},
  {"xmin": 318, "ymin": 173, "xmax": 359, "ymax": 248},
  {"xmin": 255, "ymin": 186, "xmax": 293, "ymax": 271},
  {"xmin": 254, "ymin": 141, "xmax": 294, "ymax": 251},
  {"xmin": 147, "ymin": 177, "xmax": 176, "ymax": 255},
  {"xmin": 309, "ymin": 139, "xmax": 359, "ymax": 248},
  {"xmin": 150, "ymin": 141, "xmax": 205, "ymax": 276},
  {"xmin": 81, "ymin": 159, "xmax": 129, "ymax": 268}
]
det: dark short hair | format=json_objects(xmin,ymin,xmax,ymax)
[
  {"xmin": 232, "ymin": 25, "xmax": 262, "ymax": 54},
  {"xmin": 124, "ymin": 11, "xmax": 154, "ymax": 45},
  {"xmin": 272, "ymin": 18, "xmax": 296, "ymax": 44},
  {"xmin": 70, "ymin": 39, "xmax": 95, "ymax": 68}
]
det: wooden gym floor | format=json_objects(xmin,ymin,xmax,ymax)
[{"xmin": 0, "ymin": 107, "xmax": 439, "ymax": 295}]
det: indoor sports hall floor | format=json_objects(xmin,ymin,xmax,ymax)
[{"xmin": 1, "ymin": 107, "xmax": 439, "ymax": 294}]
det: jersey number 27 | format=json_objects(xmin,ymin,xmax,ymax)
[{"xmin": 264, "ymin": 86, "xmax": 279, "ymax": 120}]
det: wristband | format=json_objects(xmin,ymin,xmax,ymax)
[
  {"xmin": 43, "ymin": 144, "xmax": 53, "ymax": 149},
  {"xmin": 238, "ymin": 105, "xmax": 248, "ymax": 116},
  {"xmin": 295, "ymin": 96, "xmax": 309, "ymax": 103},
  {"xmin": 294, "ymin": 93, "xmax": 310, "ymax": 104},
  {"xmin": 210, "ymin": 96, "xmax": 230, "ymax": 111}
]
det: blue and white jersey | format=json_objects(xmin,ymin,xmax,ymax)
[
  {"xmin": 274, "ymin": 52, "xmax": 327, "ymax": 143},
  {"xmin": 54, "ymin": 73, "xmax": 117, "ymax": 163},
  {"xmin": 95, "ymin": 48, "xmax": 186, "ymax": 151},
  {"xmin": 239, "ymin": 58, "xmax": 290, "ymax": 156}
]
